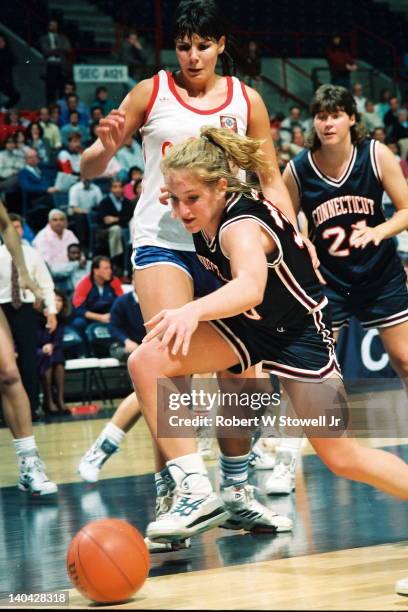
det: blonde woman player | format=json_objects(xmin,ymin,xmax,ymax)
[
  {"xmin": 128, "ymin": 126, "xmax": 408, "ymax": 545},
  {"xmin": 79, "ymin": 0, "xmax": 301, "ymax": 549}
]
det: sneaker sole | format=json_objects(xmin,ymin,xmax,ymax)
[
  {"xmin": 18, "ymin": 483, "xmax": 58, "ymax": 496},
  {"xmin": 145, "ymin": 537, "xmax": 191, "ymax": 553},
  {"xmin": 265, "ymin": 485, "xmax": 295, "ymax": 495},
  {"xmin": 147, "ymin": 507, "xmax": 229, "ymax": 542}
]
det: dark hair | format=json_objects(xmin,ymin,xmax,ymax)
[
  {"xmin": 173, "ymin": 0, "xmax": 235, "ymax": 75},
  {"xmin": 91, "ymin": 105, "xmax": 103, "ymax": 115},
  {"xmin": 67, "ymin": 242, "xmax": 81, "ymax": 252},
  {"xmin": 68, "ymin": 133, "xmax": 81, "ymax": 142},
  {"xmin": 95, "ymin": 86, "xmax": 107, "ymax": 95},
  {"xmin": 110, "ymin": 176, "xmax": 124, "ymax": 187},
  {"xmin": 67, "ymin": 94, "xmax": 78, "ymax": 102},
  {"xmin": 9, "ymin": 213, "xmax": 23, "ymax": 224},
  {"xmin": 307, "ymin": 84, "xmax": 366, "ymax": 151},
  {"xmin": 54, "ymin": 288, "xmax": 70, "ymax": 320},
  {"xmin": 28, "ymin": 121, "xmax": 44, "ymax": 139},
  {"xmin": 69, "ymin": 110, "xmax": 79, "ymax": 119},
  {"xmin": 128, "ymin": 165, "xmax": 143, "ymax": 177},
  {"xmin": 91, "ymin": 255, "xmax": 111, "ymax": 276},
  {"xmin": 64, "ymin": 80, "xmax": 76, "ymax": 90}
]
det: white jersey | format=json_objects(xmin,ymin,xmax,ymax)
[{"xmin": 133, "ymin": 70, "xmax": 250, "ymax": 250}]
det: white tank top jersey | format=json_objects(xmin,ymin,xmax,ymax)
[{"xmin": 133, "ymin": 69, "xmax": 250, "ymax": 250}]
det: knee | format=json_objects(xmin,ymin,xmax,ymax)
[
  {"xmin": 389, "ymin": 349, "xmax": 408, "ymax": 378},
  {"xmin": 0, "ymin": 364, "xmax": 21, "ymax": 391},
  {"xmin": 318, "ymin": 441, "xmax": 361, "ymax": 480},
  {"xmin": 128, "ymin": 343, "xmax": 163, "ymax": 385}
]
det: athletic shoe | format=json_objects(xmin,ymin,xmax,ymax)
[
  {"xmin": 264, "ymin": 452, "xmax": 297, "ymax": 495},
  {"xmin": 144, "ymin": 536, "xmax": 192, "ymax": 553},
  {"xmin": 77, "ymin": 437, "xmax": 119, "ymax": 483},
  {"xmin": 220, "ymin": 483, "xmax": 293, "ymax": 533},
  {"xmin": 197, "ymin": 435, "xmax": 216, "ymax": 459},
  {"xmin": 249, "ymin": 442, "xmax": 276, "ymax": 470},
  {"xmin": 146, "ymin": 471, "xmax": 229, "ymax": 542},
  {"xmin": 18, "ymin": 454, "xmax": 58, "ymax": 496},
  {"xmin": 396, "ymin": 577, "xmax": 408, "ymax": 596}
]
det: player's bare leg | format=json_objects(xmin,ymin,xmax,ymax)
[
  {"xmin": 379, "ymin": 320, "xmax": 408, "ymax": 392},
  {"xmin": 0, "ymin": 308, "xmax": 57, "ymax": 495}
]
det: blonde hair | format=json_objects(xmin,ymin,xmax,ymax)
[{"xmin": 160, "ymin": 126, "xmax": 271, "ymax": 193}]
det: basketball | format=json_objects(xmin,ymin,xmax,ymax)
[{"xmin": 66, "ymin": 518, "xmax": 150, "ymax": 603}]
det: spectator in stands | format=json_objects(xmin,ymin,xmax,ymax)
[
  {"xmin": 123, "ymin": 166, "xmax": 143, "ymax": 201},
  {"xmin": 57, "ymin": 133, "xmax": 83, "ymax": 177},
  {"xmin": 361, "ymin": 100, "xmax": 384, "ymax": 135},
  {"xmin": 119, "ymin": 31, "xmax": 147, "ymax": 86},
  {"xmin": 49, "ymin": 103, "xmax": 61, "ymax": 126},
  {"xmin": 4, "ymin": 110, "xmax": 28, "ymax": 139},
  {"xmin": 68, "ymin": 176, "xmax": 103, "ymax": 251},
  {"xmin": 15, "ymin": 131, "xmax": 30, "ymax": 156},
  {"xmin": 352, "ymin": 83, "xmax": 367, "ymax": 114},
  {"xmin": 60, "ymin": 111, "xmax": 89, "ymax": 147},
  {"xmin": 89, "ymin": 106, "xmax": 104, "ymax": 128},
  {"xmin": 96, "ymin": 178, "xmax": 134, "ymax": 270},
  {"xmin": 18, "ymin": 149, "xmax": 59, "ymax": 231},
  {"xmin": 0, "ymin": 213, "xmax": 57, "ymax": 417},
  {"xmin": 27, "ymin": 122, "xmax": 52, "ymax": 165},
  {"xmin": 39, "ymin": 106, "xmax": 62, "ymax": 151},
  {"xmin": 109, "ymin": 272, "xmax": 145, "ymax": 358},
  {"xmin": 384, "ymin": 96, "xmax": 401, "ymax": 133},
  {"xmin": 281, "ymin": 125, "xmax": 306, "ymax": 161},
  {"xmin": 280, "ymin": 106, "xmax": 304, "ymax": 144},
  {"xmin": 0, "ymin": 34, "xmax": 20, "ymax": 109},
  {"xmin": 373, "ymin": 127, "xmax": 387, "ymax": 144},
  {"xmin": 60, "ymin": 94, "xmax": 90, "ymax": 127},
  {"xmin": 33, "ymin": 209, "xmax": 78, "ymax": 277},
  {"xmin": 71, "ymin": 255, "xmax": 123, "ymax": 343},
  {"xmin": 387, "ymin": 140, "xmax": 408, "ymax": 178},
  {"xmin": 325, "ymin": 34, "xmax": 357, "ymax": 89},
  {"xmin": 385, "ymin": 99, "xmax": 408, "ymax": 159},
  {"xmin": 375, "ymin": 88, "xmax": 393, "ymax": 122},
  {"xmin": 51, "ymin": 243, "xmax": 90, "ymax": 295},
  {"xmin": 0, "ymin": 136, "xmax": 25, "ymax": 192},
  {"xmin": 270, "ymin": 121, "xmax": 286, "ymax": 171},
  {"xmin": 37, "ymin": 288, "xmax": 70, "ymax": 416},
  {"xmin": 243, "ymin": 40, "xmax": 262, "ymax": 88},
  {"xmin": 116, "ymin": 135, "xmax": 144, "ymax": 176},
  {"xmin": 39, "ymin": 19, "xmax": 71, "ymax": 104},
  {"xmin": 57, "ymin": 82, "xmax": 88, "ymax": 124},
  {"xmin": 90, "ymin": 86, "xmax": 115, "ymax": 116}
]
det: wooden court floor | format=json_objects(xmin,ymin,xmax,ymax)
[{"xmin": 0, "ymin": 393, "xmax": 408, "ymax": 610}]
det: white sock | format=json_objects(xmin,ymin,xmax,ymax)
[
  {"xmin": 14, "ymin": 436, "xmax": 37, "ymax": 457},
  {"xmin": 167, "ymin": 453, "xmax": 213, "ymax": 494},
  {"xmin": 100, "ymin": 422, "xmax": 125, "ymax": 446}
]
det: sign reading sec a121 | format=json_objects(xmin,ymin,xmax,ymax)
[{"xmin": 73, "ymin": 65, "xmax": 129, "ymax": 83}]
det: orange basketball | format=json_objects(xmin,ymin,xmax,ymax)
[{"xmin": 66, "ymin": 518, "xmax": 150, "ymax": 603}]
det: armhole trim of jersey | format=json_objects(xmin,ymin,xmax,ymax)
[
  {"xmin": 240, "ymin": 81, "xmax": 251, "ymax": 125},
  {"xmin": 288, "ymin": 160, "xmax": 302, "ymax": 197},
  {"xmin": 142, "ymin": 74, "xmax": 160, "ymax": 125},
  {"xmin": 219, "ymin": 215, "xmax": 283, "ymax": 268},
  {"xmin": 370, "ymin": 139, "xmax": 382, "ymax": 184}
]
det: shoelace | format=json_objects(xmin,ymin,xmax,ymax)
[{"xmin": 21, "ymin": 456, "xmax": 48, "ymax": 482}]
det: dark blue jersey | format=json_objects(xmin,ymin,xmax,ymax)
[
  {"xmin": 289, "ymin": 139, "xmax": 402, "ymax": 291},
  {"xmin": 193, "ymin": 192, "xmax": 326, "ymax": 329}
]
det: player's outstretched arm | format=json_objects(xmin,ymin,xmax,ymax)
[
  {"xmin": 80, "ymin": 78, "xmax": 154, "ymax": 179},
  {"xmin": 0, "ymin": 200, "xmax": 41, "ymax": 299},
  {"xmin": 351, "ymin": 143, "xmax": 408, "ymax": 248},
  {"xmin": 143, "ymin": 220, "xmax": 269, "ymax": 355}
]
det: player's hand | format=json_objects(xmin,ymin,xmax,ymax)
[
  {"xmin": 96, "ymin": 110, "xmax": 126, "ymax": 154},
  {"xmin": 42, "ymin": 343, "xmax": 54, "ymax": 355},
  {"xmin": 46, "ymin": 313, "xmax": 58, "ymax": 333},
  {"xmin": 18, "ymin": 271, "xmax": 42, "ymax": 301},
  {"xmin": 159, "ymin": 187, "xmax": 170, "ymax": 205},
  {"xmin": 143, "ymin": 304, "xmax": 199, "ymax": 356},
  {"xmin": 350, "ymin": 224, "xmax": 383, "ymax": 249}
]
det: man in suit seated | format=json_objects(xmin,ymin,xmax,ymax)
[
  {"xmin": 96, "ymin": 177, "xmax": 134, "ymax": 274},
  {"xmin": 18, "ymin": 149, "xmax": 59, "ymax": 231}
]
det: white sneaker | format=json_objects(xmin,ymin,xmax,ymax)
[
  {"xmin": 264, "ymin": 453, "xmax": 297, "ymax": 495},
  {"xmin": 220, "ymin": 483, "xmax": 292, "ymax": 533},
  {"xmin": 146, "ymin": 471, "xmax": 229, "ymax": 542},
  {"xmin": 18, "ymin": 454, "xmax": 58, "ymax": 496},
  {"xmin": 77, "ymin": 437, "xmax": 118, "ymax": 483},
  {"xmin": 145, "ymin": 489, "xmax": 192, "ymax": 552},
  {"xmin": 396, "ymin": 577, "xmax": 408, "ymax": 596},
  {"xmin": 249, "ymin": 442, "xmax": 276, "ymax": 470}
]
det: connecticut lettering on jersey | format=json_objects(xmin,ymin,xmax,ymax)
[{"xmin": 312, "ymin": 195, "xmax": 375, "ymax": 228}]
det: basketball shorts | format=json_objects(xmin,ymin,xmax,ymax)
[
  {"xmin": 132, "ymin": 246, "xmax": 221, "ymax": 297},
  {"xmin": 324, "ymin": 267, "xmax": 408, "ymax": 331},
  {"xmin": 209, "ymin": 306, "xmax": 341, "ymax": 381}
]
